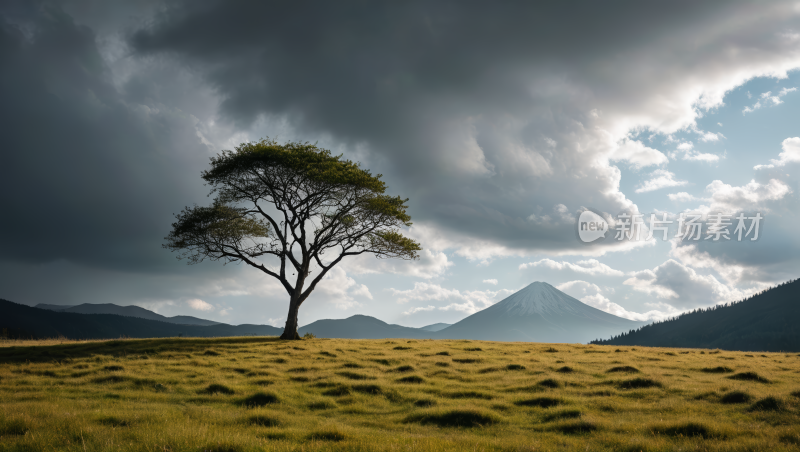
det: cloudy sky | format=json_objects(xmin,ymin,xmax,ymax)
[{"xmin": 2, "ymin": 1, "xmax": 800, "ymax": 330}]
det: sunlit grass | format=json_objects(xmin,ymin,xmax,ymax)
[{"xmin": 0, "ymin": 337, "xmax": 799, "ymax": 451}]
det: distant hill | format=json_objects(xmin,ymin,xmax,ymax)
[
  {"xmin": 0, "ymin": 299, "xmax": 282, "ymax": 339},
  {"xmin": 4, "ymin": 282, "xmax": 644, "ymax": 342},
  {"xmin": 590, "ymin": 279, "xmax": 800, "ymax": 352},
  {"xmin": 419, "ymin": 322, "xmax": 451, "ymax": 332},
  {"xmin": 298, "ymin": 315, "xmax": 434, "ymax": 339},
  {"xmin": 434, "ymin": 282, "xmax": 645, "ymax": 343},
  {"xmin": 35, "ymin": 303, "xmax": 222, "ymax": 326}
]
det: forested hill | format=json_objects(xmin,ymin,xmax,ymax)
[
  {"xmin": 591, "ymin": 278, "xmax": 800, "ymax": 352},
  {"xmin": 0, "ymin": 299, "xmax": 283, "ymax": 339}
]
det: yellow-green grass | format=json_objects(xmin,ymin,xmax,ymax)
[{"xmin": 1, "ymin": 337, "xmax": 799, "ymax": 451}]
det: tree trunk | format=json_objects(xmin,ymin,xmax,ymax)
[{"xmin": 280, "ymin": 298, "xmax": 301, "ymax": 340}]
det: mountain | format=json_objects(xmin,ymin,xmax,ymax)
[
  {"xmin": 35, "ymin": 303, "xmax": 222, "ymax": 326},
  {"xmin": 35, "ymin": 304, "xmax": 77, "ymax": 311},
  {"xmin": 434, "ymin": 282, "xmax": 645, "ymax": 343},
  {"xmin": 298, "ymin": 315, "xmax": 434, "ymax": 339},
  {"xmin": 591, "ymin": 279, "xmax": 800, "ymax": 352},
  {"xmin": 419, "ymin": 322, "xmax": 451, "ymax": 332},
  {"xmin": 0, "ymin": 299, "xmax": 282, "ymax": 339},
  {"xmin": 4, "ymin": 282, "xmax": 644, "ymax": 342}
]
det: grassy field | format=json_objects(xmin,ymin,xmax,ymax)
[{"xmin": 1, "ymin": 337, "xmax": 799, "ymax": 451}]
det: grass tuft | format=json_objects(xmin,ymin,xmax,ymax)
[
  {"xmin": 542, "ymin": 409, "xmax": 581, "ymax": 422},
  {"xmin": 556, "ymin": 366, "xmax": 574, "ymax": 373},
  {"xmin": 306, "ymin": 429, "xmax": 346, "ymax": 441},
  {"xmin": 308, "ymin": 401, "xmax": 336, "ymax": 410},
  {"xmin": 506, "ymin": 364, "xmax": 525, "ymax": 370},
  {"xmin": 393, "ymin": 346, "xmax": 412, "ymax": 350},
  {"xmin": 404, "ymin": 409, "xmax": 499, "ymax": 427},
  {"xmin": 435, "ymin": 351, "xmax": 450, "ymax": 356},
  {"xmin": 701, "ymin": 366, "xmax": 734, "ymax": 373},
  {"xmin": 748, "ymin": 396, "xmax": 784, "ymax": 412},
  {"xmin": 515, "ymin": 397, "xmax": 562, "ymax": 408},
  {"xmin": 445, "ymin": 391, "xmax": 493, "ymax": 400},
  {"xmin": 351, "ymin": 384, "xmax": 382, "ymax": 395},
  {"xmin": 728, "ymin": 372, "xmax": 770, "ymax": 383},
  {"xmin": 538, "ymin": 378, "xmax": 561, "ymax": 388},
  {"xmin": 337, "ymin": 371, "xmax": 374, "ymax": 380},
  {"xmin": 97, "ymin": 416, "xmax": 131, "ymax": 427},
  {"xmin": 202, "ymin": 350, "xmax": 220, "ymax": 356},
  {"xmin": 617, "ymin": 378, "xmax": 661, "ymax": 389},
  {"xmin": 654, "ymin": 422, "xmax": 716, "ymax": 439},
  {"xmin": 606, "ymin": 366, "xmax": 639, "ymax": 373},
  {"xmin": 322, "ymin": 386, "xmax": 351, "ymax": 397},
  {"xmin": 0, "ymin": 418, "xmax": 30, "ymax": 436},
  {"xmin": 199, "ymin": 384, "xmax": 235, "ymax": 395},
  {"xmin": 103, "ymin": 365, "xmax": 124, "ymax": 371},
  {"xmin": 397, "ymin": 375, "xmax": 425, "ymax": 384},
  {"xmin": 202, "ymin": 443, "xmax": 242, "ymax": 452},
  {"xmin": 413, "ymin": 399, "xmax": 436, "ymax": 407},
  {"xmin": 247, "ymin": 415, "xmax": 281, "ymax": 427},
  {"xmin": 548, "ymin": 420, "xmax": 598, "ymax": 434},
  {"xmin": 720, "ymin": 391, "xmax": 751, "ymax": 404},
  {"xmin": 453, "ymin": 358, "xmax": 480, "ymax": 364},
  {"xmin": 240, "ymin": 392, "xmax": 279, "ymax": 407},
  {"xmin": 394, "ymin": 365, "xmax": 414, "ymax": 372}
]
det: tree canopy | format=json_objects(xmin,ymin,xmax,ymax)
[{"xmin": 165, "ymin": 138, "xmax": 421, "ymax": 338}]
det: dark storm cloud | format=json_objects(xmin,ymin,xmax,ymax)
[
  {"xmin": 0, "ymin": 4, "xmax": 211, "ymax": 271},
  {"xmin": 127, "ymin": 0, "xmax": 799, "ymax": 256}
]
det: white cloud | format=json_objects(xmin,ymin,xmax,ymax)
[
  {"xmin": 520, "ymin": 258, "xmax": 625, "ymax": 277},
  {"xmin": 743, "ymin": 87, "xmax": 796, "ymax": 114},
  {"xmin": 556, "ymin": 280, "xmax": 676, "ymax": 321},
  {"xmin": 343, "ymin": 246, "xmax": 452, "ymax": 279},
  {"xmin": 186, "ymin": 298, "xmax": 214, "ymax": 311},
  {"xmin": 483, "ymin": 279, "xmax": 498, "ymax": 285},
  {"xmin": 698, "ymin": 131, "xmax": 722, "ymax": 142},
  {"xmin": 623, "ymin": 259, "xmax": 754, "ymax": 308},
  {"xmin": 610, "ymin": 138, "xmax": 668, "ymax": 168},
  {"xmin": 580, "ymin": 293, "xmax": 677, "ymax": 322},
  {"xmin": 754, "ymin": 137, "xmax": 800, "ymax": 169},
  {"xmin": 635, "ymin": 169, "xmax": 688, "ymax": 193},
  {"xmin": 668, "ymin": 192, "xmax": 707, "ymax": 202},
  {"xmin": 316, "ymin": 267, "xmax": 373, "ymax": 310},
  {"xmin": 556, "ymin": 280, "xmax": 603, "ymax": 296},
  {"xmin": 668, "ymin": 240, "xmax": 754, "ymax": 286},
  {"xmin": 670, "ymin": 141, "xmax": 721, "ymax": 162},
  {"xmin": 402, "ymin": 305, "xmax": 436, "ymax": 315},
  {"xmin": 388, "ymin": 282, "xmax": 515, "ymax": 314},
  {"xmin": 703, "ymin": 178, "xmax": 791, "ymax": 212}
]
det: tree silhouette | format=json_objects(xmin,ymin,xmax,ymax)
[{"xmin": 165, "ymin": 139, "xmax": 420, "ymax": 339}]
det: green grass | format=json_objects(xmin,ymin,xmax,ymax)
[{"xmin": 0, "ymin": 337, "xmax": 799, "ymax": 451}]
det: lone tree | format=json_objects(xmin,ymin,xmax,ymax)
[{"xmin": 164, "ymin": 139, "xmax": 421, "ymax": 339}]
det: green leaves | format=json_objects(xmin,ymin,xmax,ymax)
[
  {"xmin": 370, "ymin": 231, "xmax": 422, "ymax": 258},
  {"xmin": 164, "ymin": 203, "xmax": 271, "ymax": 264},
  {"xmin": 165, "ymin": 136, "xmax": 422, "ymax": 312},
  {"xmin": 202, "ymin": 138, "xmax": 386, "ymax": 194}
]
